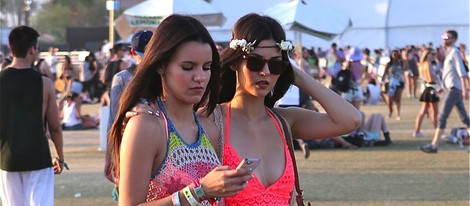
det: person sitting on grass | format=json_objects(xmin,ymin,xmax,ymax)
[
  {"xmin": 359, "ymin": 112, "xmax": 392, "ymax": 146},
  {"xmin": 61, "ymin": 92, "xmax": 99, "ymax": 130}
]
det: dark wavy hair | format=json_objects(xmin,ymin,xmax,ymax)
[
  {"xmin": 107, "ymin": 14, "xmax": 221, "ymax": 180},
  {"xmin": 218, "ymin": 13, "xmax": 294, "ymax": 107}
]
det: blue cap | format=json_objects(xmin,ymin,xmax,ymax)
[{"xmin": 131, "ymin": 30, "xmax": 153, "ymax": 57}]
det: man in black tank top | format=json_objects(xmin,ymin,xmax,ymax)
[{"xmin": 0, "ymin": 25, "xmax": 65, "ymax": 205}]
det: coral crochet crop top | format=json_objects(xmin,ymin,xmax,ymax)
[
  {"xmin": 145, "ymin": 100, "xmax": 220, "ymax": 205},
  {"xmin": 223, "ymin": 105, "xmax": 295, "ymax": 205}
]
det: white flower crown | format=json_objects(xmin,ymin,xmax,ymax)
[{"xmin": 229, "ymin": 39, "xmax": 294, "ymax": 54}]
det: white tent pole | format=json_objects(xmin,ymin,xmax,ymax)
[{"xmin": 385, "ymin": 0, "xmax": 392, "ymax": 49}]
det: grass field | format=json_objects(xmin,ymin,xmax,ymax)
[{"xmin": 51, "ymin": 97, "xmax": 469, "ymax": 206}]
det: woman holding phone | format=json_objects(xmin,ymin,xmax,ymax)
[
  {"xmin": 106, "ymin": 15, "xmax": 252, "ymax": 206},
  {"xmin": 127, "ymin": 14, "xmax": 361, "ymax": 205},
  {"xmin": 211, "ymin": 13, "xmax": 361, "ymax": 205}
]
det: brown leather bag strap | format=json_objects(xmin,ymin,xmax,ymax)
[{"xmin": 269, "ymin": 109, "xmax": 307, "ymax": 206}]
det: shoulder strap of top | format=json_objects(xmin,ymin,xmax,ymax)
[{"xmin": 268, "ymin": 108, "xmax": 308, "ymax": 206}]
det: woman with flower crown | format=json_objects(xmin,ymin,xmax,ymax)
[
  {"xmin": 125, "ymin": 13, "xmax": 361, "ymax": 205},
  {"xmin": 205, "ymin": 13, "xmax": 361, "ymax": 205}
]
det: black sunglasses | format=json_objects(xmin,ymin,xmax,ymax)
[{"xmin": 242, "ymin": 55, "xmax": 288, "ymax": 75}]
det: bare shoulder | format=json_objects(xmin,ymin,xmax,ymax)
[
  {"xmin": 42, "ymin": 76, "xmax": 53, "ymax": 88},
  {"xmin": 124, "ymin": 112, "xmax": 167, "ymax": 146},
  {"xmin": 41, "ymin": 76, "xmax": 55, "ymax": 99}
]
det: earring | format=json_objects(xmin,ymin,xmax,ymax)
[{"xmin": 157, "ymin": 68, "xmax": 163, "ymax": 75}]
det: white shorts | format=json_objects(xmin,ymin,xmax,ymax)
[
  {"xmin": 341, "ymin": 85, "xmax": 365, "ymax": 102},
  {"xmin": 0, "ymin": 167, "xmax": 54, "ymax": 206}
]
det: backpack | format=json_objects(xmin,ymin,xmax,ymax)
[{"xmin": 334, "ymin": 69, "xmax": 353, "ymax": 92}]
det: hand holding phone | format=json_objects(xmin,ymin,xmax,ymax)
[{"xmin": 236, "ymin": 158, "xmax": 260, "ymax": 173}]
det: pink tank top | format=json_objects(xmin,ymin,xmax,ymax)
[{"xmin": 223, "ymin": 105, "xmax": 295, "ymax": 205}]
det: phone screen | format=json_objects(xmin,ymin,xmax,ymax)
[{"xmin": 236, "ymin": 158, "xmax": 260, "ymax": 172}]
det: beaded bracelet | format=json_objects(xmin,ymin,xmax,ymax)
[
  {"xmin": 171, "ymin": 191, "xmax": 181, "ymax": 206},
  {"xmin": 182, "ymin": 186, "xmax": 199, "ymax": 206}
]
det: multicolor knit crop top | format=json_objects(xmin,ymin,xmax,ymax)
[
  {"xmin": 145, "ymin": 100, "xmax": 220, "ymax": 205},
  {"xmin": 223, "ymin": 105, "xmax": 295, "ymax": 205}
]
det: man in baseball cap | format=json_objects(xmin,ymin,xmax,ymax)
[
  {"xmin": 105, "ymin": 29, "xmax": 153, "ymax": 183},
  {"xmin": 131, "ymin": 30, "xmax": 153, "ymax": 58},
  {"xmin": 107, "ymin": 30, "xmax": 153, "ymax": 132}
]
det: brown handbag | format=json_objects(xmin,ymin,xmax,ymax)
[{"xmin": 270, "ymin": 109, "xmax": 312, "ymax": 206}]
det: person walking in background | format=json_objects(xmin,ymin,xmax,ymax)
[
  {"xmin": 0, "ymin": 25, "xmax": 65, "ymax": 205},
  {"xmin": 45, "ymin": 47, "xmax": 58, "ymax": 81},
  {"xmin": 382, "ymin": 50, "xmax": 405, "ymax": 120},
  {"xmin": 342, "ymin": 46, "xmax": 366, "ymax": 110},
  {"xmin": 33, "ymin": 55, "xmax": 53, "ymax": 79},
  {"xmin": 404, "ymin": 48, "xmax": 420, "ymax": 99},
  {"xmin": 458, "ymin": 43, "xmax": 469, "ymax": 88},
  {"xmin": 420, "ymin": 30, "xmax": 470, "ymax": 153},
  {"xmin": 61, "ymin": 55, "xmax": 74, "ymax": 80},
  {"xmin": 306, "ymin": 48, "xmax": 323, "ymax": 81},
  {"xmin": 82, "ymin": 52, "xmax": 101, "ymax": 103},
  {"xmin": 104, "ymin": 30, "xmax": 152, "ymax": 181},
  {"xmin": 325, "ymin": 43, "xmax": 345, "ymax": 93},
  {"xmin": 107, "ymin": 30, "xmax": 153, "ymax": 132},
  {"xmin": 106, "ymin": 15, "xmax": 252, "ymax": 205},
  {"xmin": 413, "ymin": 49, "xmax": 440, "ymax": 138},
  {"xmin": 102, "ymin": 44, "xmax": 127, "ymax": 107}
]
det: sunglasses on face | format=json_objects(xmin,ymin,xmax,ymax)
[
  {"xmin": 441, "ymin": 35, "xmax": 452, "ymax": 40},
  {"xmin": 242, "ymin": 55, "xmax": 288, "ymax": 75}
]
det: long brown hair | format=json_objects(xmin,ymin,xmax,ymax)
[
  {"xmin": 106, "ymin": 14, "xmax": 221, "ymax": 180},
  {"xmin": 218, "ymin": 13, "xmax": 294, "ymax": 107}
]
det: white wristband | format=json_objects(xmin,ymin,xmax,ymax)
[
  {"xmin": 172, "ymin": 191, "xmax": 181, "ymax": 206},
  {"xmin": 182, "ymin": 186, "xmax": 199, "ymax": 206}
]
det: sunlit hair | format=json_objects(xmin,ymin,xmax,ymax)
[
  {"xmin": 106, "ymin": 14, "xmax": 221, "ymax": 181},
  {"xmin": 419, "ymin": 48, "xmax": 435, "ymax": 82},
  {"xmin": 8, "ymin": 26, "xmax": 39, "ymax": 58},
  {"xmin": 420, "ymin": 48, "xmax": 434, "ymax": 64},
  {"xmin": 218, "ymin": 13, "xmax": 294, "ymax": 107}
]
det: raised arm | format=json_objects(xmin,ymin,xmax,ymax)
[{"xmin": 275, "ymin": 68, "xmax": 361, "ymax": 139}]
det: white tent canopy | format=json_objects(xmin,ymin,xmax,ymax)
[
  {"xmin": 115, "ymin": 0, "xmax": 226, "ymax": 40},
  {"xmin": 318, "ymin": 0, "xmax": 469, "ymax": 49},
  {"xmin": 208, "ymin": 0, "xmax": 469, "ymax": 50},
  {"xmin": 263, "ymin": 0, "xmax": 351, "ymax": 40}
]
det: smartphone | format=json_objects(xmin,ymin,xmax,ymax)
[{"xmin": 236, "ymin": 158, "xmax": 260, "ymax": 173}]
